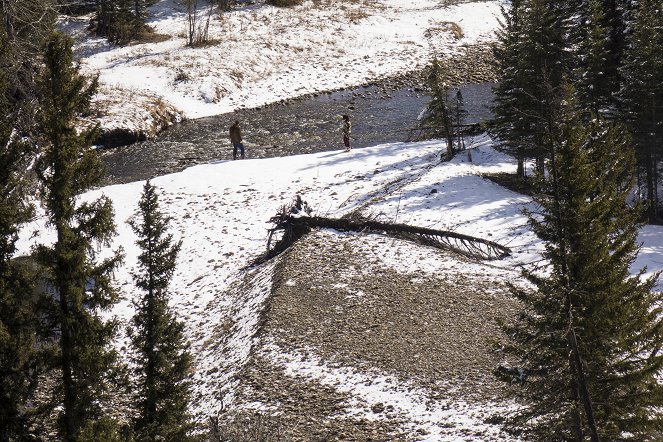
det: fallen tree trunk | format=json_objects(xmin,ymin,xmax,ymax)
[
  {"xmin": 253, "ymin": 196, "xmax": 511, "ymax": 265},
  {"xmin": 294, "ymin": 216, "xmax": 510, "ymax": 258}
]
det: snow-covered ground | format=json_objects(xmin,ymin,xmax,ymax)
[
  {"xmin": 59, "ymin": 0, "xmax": 505, "ymax": 135},
  {"xmin": 16, "ymin": 135, "xmax": 663, "ymax": 438}
]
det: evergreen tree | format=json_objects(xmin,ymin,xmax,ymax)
[
  {"xmin": 497, "ymin": 88, "xmax": 663, "ymax": 440},
  {"xmin": 421, "ymin": 57, "xmax": 455, "ymax": 161},
  {"xmin": 575, "ymin": 0, "xmax": 613, "ymax": 114},
  {"xmin": 491, "ymin": 1, "xmax": 528, "ymax": 176},
  {"xmin": 34, "ymin": 32, "xmax": 123, "ymax": 442},
  {"xmin": 600, "ymin": 0, "xmax": 633, "ymax": 99},
  {"xmin": 618, "ymin": 0, "xmax": 663, "ymax": 222},
  {"xmin": 0, "ymin": 28, "xmax": 50, "ymax": 442},
  {"xmin": 93, "ymin": 0, "xmax": 151, "ymax": 44},
  {"xmin": 128, "ymin": 181, "xmax": 196, "ymax": 442},
  {"xmin": 491, "ymin": 0, "xmax": 569, "ymax": 177}
]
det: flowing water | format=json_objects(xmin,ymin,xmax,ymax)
[{"xmin": 100, "ymin": 82, "xmax": 494, "ymax": 185}]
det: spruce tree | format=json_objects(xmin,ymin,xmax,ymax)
[
  {"xmin": 599, "ymin": 0, "xmax": 633, "ymax": 99},
  {"xmin": 128, "ymin": 181, "xmax": 196, "ymax": 442},
  {"xmin": 576, "ymin": 0, "xmax": 637, "ymax": 113},
  {"xmin": 0, "ymin": 29, "xmax": 50, "ymax": 442},
  {"xmin": 491, "ymin": 1, "xmax": 529, "ymax": 176},
  {"xmin": 491, "ymin": 0, "xmax": 569, "ymax": 177},
  {"xmin": 34, "ymin": 32, "xmax": 123, "ymax": 442},
  {"xmin": 575, "ymin": 0, "xmax": 613, "ymax": 114},
  {"xmin": 421, "ymin": 57, "xmax": 455, "ymax": 161},
  {"xmin": 497, "ymin": 88, "xmax": 663, "ymax": 440},
  {"xmin": 618, "ymin": 0, "xmax": 663, "ymax": 222},
  {"xmin": 93, "ymin": 0, "xmax": 150, "ymax": 44}
]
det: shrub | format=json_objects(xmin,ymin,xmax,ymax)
[{"xmin": 266, "ymin": 0, "xmax": 303, "ymax": 7}]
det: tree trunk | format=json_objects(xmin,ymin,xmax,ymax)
[
  {"xmin": 652, "ymin": 96, "xmax": 659, "ymax": 221},
  {"xmin": 259, "ymin": 207, "xmax": 511, "ymax": 265},
  {"xmin": 549, "ymin": 136, "xmax": 600, "ymax": 442},
  {"xmin": 567, "ymin": 364, "xmax": 584, "ymax": 442},
  {"xmin": 516, "ymin": 145, "xmax": 525, "ymax": 178},
  {"xmin": 567, "ymin": 316, "xmax": 601, "ymax": 442},
  {"xmin": 646, "ymin": 151, "xmax": 656, "ymax": 222},
  {"xmin": 59, "ymin": 281, "xmax": 76, "ymax": 442}
]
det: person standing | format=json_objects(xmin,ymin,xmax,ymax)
[
  {"xmin": 229, "ymin": 120, "xmax": 245, "ymax": 160},
  {"xmin": 342, "ymin": 114, "xmax": 352, "ymax": 152}
]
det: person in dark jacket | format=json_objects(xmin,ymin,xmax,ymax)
[
  {"xmin": 229, "ymin": 120, "xmax": 245, "ymax": 160},
  {"xmin": 342, "ymin": 114, "xmax": 352, "ymax": 152}
]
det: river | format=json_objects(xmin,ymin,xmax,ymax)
[{"xmin": 100, "ymin": 82, "xmax": 494, "ymax": 185}]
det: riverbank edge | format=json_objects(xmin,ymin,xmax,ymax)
[{"xmin": 94, "ymin": 44, "xmax": 497, "ymax": 149}]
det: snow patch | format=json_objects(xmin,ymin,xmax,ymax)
[{"xmin": 264, "ymin": 342, "xmax": 520, "ymax": 441}]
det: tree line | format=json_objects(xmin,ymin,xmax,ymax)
[
  {"xmin": 487, "ymin": 0, "xmax": 663, "ymax": 441},
  {"xmin": 492, "ymin": 0, "xmax": 663, "ymax": 223},
  {"xmin": 0, "ymin": 7, "xmax": 197, "ymax": 442}
]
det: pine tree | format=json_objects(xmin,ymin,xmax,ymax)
[
  {"xmin": 421, "ymin": 57, "xmax": 455, "ymax": 161},
  {"xmin": 618, "ymin": 0, "xmax": 663, "ymax": 222},
  {"xmin": 497, "ymin": 87, "xmax": 663, "ymax": 440},
  {"xmin": 600, "ymin": 0, "xmax": 633, "ymax": 98},
  {"xmin": 131, "ymin": 0, "xmax": 151, "ymax": 35},
  {"xmin": 93, "ymin": 0, "xmax": 150, "ymax": 44},
  {"xmin": 491, "ymin": 1, "xmax": 528, "ymax": 176},
  {"xmin": 575, "ymin": 0, "xmax": 613, "ymax": 114},
  {"xmin": 128, "ymin": 181, "xmax": 196, "ymax": 442},
  {"xmin": 34, "ymin": 32, "xmax": 123, "ymax": 442},
  {"xmin": 572, "ymin": 0, "xmax": 637, "ymax": 114},
  {"xmin": 0, "ymin": 28, "xmax": 50, "ymax": 442},
  {"xmin": 491, "ymin": 0, "xmax": 570, "ymax": 177}
]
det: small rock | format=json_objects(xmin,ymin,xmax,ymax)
[{"xmin": 371, "ymin": 402, "xmax": 385, "ymax": 414}]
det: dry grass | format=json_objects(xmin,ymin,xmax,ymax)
[
  {"xmin": 336, "ymin": 0, "xmax": 378, "ymax": 22},
  {"xmin": 266, "ymin": 0, "xmax": 304, "ymax": 6},
  {"xmin": 344, "ymin": 7, "xmax": 370, "ymax": 22},
  {"xmin": 189, "ymin": 37, "xmax": 223, "ymax": 48},
  {"xmin": 173, "ymin": 69, "xmax": 190, "ymax": 83},
  {"xmin": 425, "ymin": 21, "xmax": 465, "ymax": 40},
  {"xmin": 146, "ymin": 97, "xmax": 179, "ymax": 134}
]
